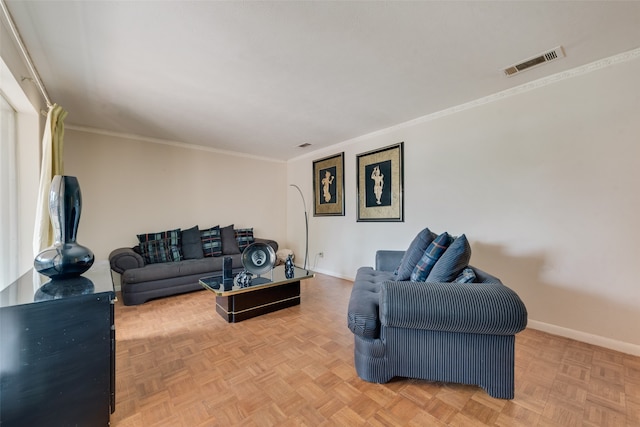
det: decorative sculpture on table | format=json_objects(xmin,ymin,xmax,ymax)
[
  {"xmin": 34, "ymin": 175, "xmax": 94, "ymax": 279},
  {"xmin": 241, "ymin": 242, "xmax": 276, "ymax": 286},
  {"xmin": 285, "ymin": 254, "xmax": 294, "ymax": 279},
  {"xmin": 234, "ymin": 270, "xmax": 253, "ymax": 288}
]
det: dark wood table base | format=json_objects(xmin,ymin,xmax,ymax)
[{"xmin": 215, "ymin": 281, "xmax": 300, "ymax": 322}]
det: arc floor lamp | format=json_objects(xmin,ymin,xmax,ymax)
[{"xmin": 289, "ymin": 184, "xmax": 308, "ymax": 270}]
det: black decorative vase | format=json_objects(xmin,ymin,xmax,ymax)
[
  {"xmin": 285, "ymin": 254, "xmax": 294, "ymax": 279},
  {"xmin": 34, "ymin": 175, "xmax": 94, "ymax": 279}
]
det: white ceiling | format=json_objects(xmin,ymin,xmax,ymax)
[{"xmin": 5, "ymin": 1, "xmax": 640, "ymax": 161}]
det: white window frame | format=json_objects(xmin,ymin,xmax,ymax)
[
  {"xmin": 0, "ymin": 55, "xmax": 40, "ymax": 290},
  {"xmin": 0, "ymin": 91, "xmax": 17, "ymax": 287}
]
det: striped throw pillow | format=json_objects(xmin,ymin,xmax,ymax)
[
  {"xmin": 410, "ymin": 232, "xmax": 452, "ymax": 282},
  {"xmin": 394, "ymin": 227, "xmax": 437, "ymax": 280},
  {"xmin": 426, "ymin": 234, "xmax": 471, "ymax": 282}
]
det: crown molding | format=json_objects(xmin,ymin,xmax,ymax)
[
  {"xmin": 387, "ymin": 47, "xmax": 640, "ymax": 132},
  {"xmin": 70, "ymin": 47, "xmax": 640, "ymax": 165},
  {"xmin": 65, "ymin": 125, "xmax": 285, "ymax": 163},
  {"xmin": 292, "ymin": 46, "xmax": 640, "ymax": 163}
]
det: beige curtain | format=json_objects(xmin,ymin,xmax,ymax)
[{"xmin": 33, "ymin": 103, "xmax": 67, "ymax": 256}]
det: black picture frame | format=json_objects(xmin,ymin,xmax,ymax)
[
  {"xmin": 313, "ymin": 152, "xmax": 345, "ymax": 216},
  {"xmin": 356, "ymin": 142, "xmax": 404, "ymax": 222}
]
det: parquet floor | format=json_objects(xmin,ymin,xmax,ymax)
[{"xmin": 111, "ymin": 274, "xmax": 640, "ymax": 426}]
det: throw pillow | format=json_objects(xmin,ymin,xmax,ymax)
[
  {"xmin": 181, "ymin": 225, "xmax": 204, "ymax": 260},
  {"xmin": 410, "ymin": 232, "xmax": 453, "ymax": 282},
  {"xmin": 200, "ymin": 225, "xmax": 222, "ymax": 257},
  {"xmin": 235, "ymin": 227, "xmax": 255, "ymax": 252},
  {"xmin": 426, "ymin": 234, "xmax": 472, "ymax": 282},
  {"xmin": 137, "ymin": 228, "xmax": 182, "ymax": 260},
  {"xmin": 137, "ymin": 228, "xmax": 181, "ymax": 248},
  {"xmin": 394, "ymin": 228, "xmax": 437, "ymax": 280},
  {"xmin": 139, "ymin": 238, "xmax": 181, "ymax": 264},
  {"xmin": 220, "ymin": 224, "xmax": 241, "ymax": 255},
  {"xmin": 454, "ymin": 267, "xmax": 477, "ymax": 283}
]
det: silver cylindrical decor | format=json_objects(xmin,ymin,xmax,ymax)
[{"xmin": 34, "ymin": 175, "xmax": 94, "ymax": 279}]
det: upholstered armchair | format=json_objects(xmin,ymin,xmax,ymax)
[{"xmin": 348, "ymin": 250, "xmax": 527, "ymax": 399}]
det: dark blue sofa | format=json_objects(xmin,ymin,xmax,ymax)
[{"xmin": 347, "ymin": 250, "xmax": 527, "ymax": 399}]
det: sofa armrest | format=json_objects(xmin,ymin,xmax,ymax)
[
  {"xmin": 109, "ymin": 247, "xmax": 145, "ymax": 274},
  {"xmin": 380, "ymin": 281, "xmax": 527, "ymax": 335},
  {"xmin": 375, "ymin": 250, "xmax": 405, "ymax": 272}
]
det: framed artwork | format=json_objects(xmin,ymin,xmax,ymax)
[
  {"xmin": 356, "ymin": 142, "xmax": 404, "ymax": 222},
  {"xmin": 313, "ymin": 152, "xmax": 345, "ymax": 216}
]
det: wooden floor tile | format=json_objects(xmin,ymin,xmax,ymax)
[{"xmin": 111, "ymin": 273, "xmax": 640, "ymax": 426}]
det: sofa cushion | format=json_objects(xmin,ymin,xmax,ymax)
[
  {"xmin": 122, "ymin": 257, "xmax": 225, "ymax": 284},
  {"xmin": 181, "ymin": 225, "xmax": 204, "ymax": 260},
  {"xmin": 221, "ymin": 224, "xmax": 241, "ymax": 255},
  {"xmin": 235, "ymin": 227, "xmax": 255, "ymax": 252},
  {"xmin": 426, "ymin": 234, "xmax": 471, "ymax": 282},
  {"xmin": 138, "ymin": 238, "xmax": 181, "ymax": 264},
  {"xmin": 394, "ymin": 227, "xmax": 436, "ymax": 280},
  {"xmin": 410, "ymin": 232, "xmax": 452, "ymax": 282},
  {"xmin": 200, "ymin": 226, "xmax": 222, "ymax": 257}
]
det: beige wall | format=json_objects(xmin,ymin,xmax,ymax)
[
  {"xmin": 287, "ymin": 52, "xmax": 640, "ymax": 354},
  {"xmin": 64, "ymin": 130, "xmax": 288, "ymax": 260}
]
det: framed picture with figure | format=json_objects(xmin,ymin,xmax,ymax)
[
  {"xmin": 356, "ymin": 142, "xmax": 404, "ymax": 222},
  {"xmin": 313, "ymin": 152, "xmax": 345, "ymax": 216}
]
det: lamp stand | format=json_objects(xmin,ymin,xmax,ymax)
[{"xmin": 289, "ymin": 184, "xmax": 308, "ymax": 271}]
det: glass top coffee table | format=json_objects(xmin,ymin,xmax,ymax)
[{"xmin": 199, "ymin": 265, "xmax": 314, "ymax": 322}]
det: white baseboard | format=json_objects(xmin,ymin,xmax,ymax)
[
  {"xmin": 308, "ymin": 267, "xmax": 354, "ymax": 282},
  {"xmin": 527, "ymin": 320, "xmax": 640, "ymax": 356}
]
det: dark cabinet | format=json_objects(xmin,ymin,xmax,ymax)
[{"xmin": 0, "ymin": 262, "xmax": 115, "ymax": 427}]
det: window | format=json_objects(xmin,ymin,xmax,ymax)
[
  {"xmin": 0, "ymin": 92, "xmax": 18, "ymax": 286},
  {"xmin": 0, "ymin": 55, "xmax": 40, "ymax": 290}
]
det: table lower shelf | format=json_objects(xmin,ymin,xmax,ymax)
[{"xmin": 215, "ymin": 281, "xmax": 300, "ymax": 322}]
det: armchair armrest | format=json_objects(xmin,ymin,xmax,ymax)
[
  {"xmin": 380, "ymin": 281, "xmax": 527, "ymax": 335},
  {"xmin": 375, "ymin": 250, "xmax": 405, "ymax": 272},
  {"xmin": 109, "ymin": 247, "xmax": 145, "ymax": 273}
]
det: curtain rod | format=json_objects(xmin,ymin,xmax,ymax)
[{"xmin": 0, "ymin": 0, "xmax": 52, "ymax": 108}]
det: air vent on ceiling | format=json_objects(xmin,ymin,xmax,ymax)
[{"xmin": 503, "ymin": 46, "xmax": 565, "ymax": 77}]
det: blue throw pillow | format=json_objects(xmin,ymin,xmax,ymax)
[
  {"xmin": 454, "ymin": 267, "xmax": 477, "ymax": 283},
  {"xmin": 410, "ymin": 232, "xmax": 452, "ymax": 282},
  {"xmin": 426, "ymin": 234, "xmax": 471, "ymax": 282},
  {"xmin": 394, "ymin": 228, "xmax": 436, "ymax": 280}
]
